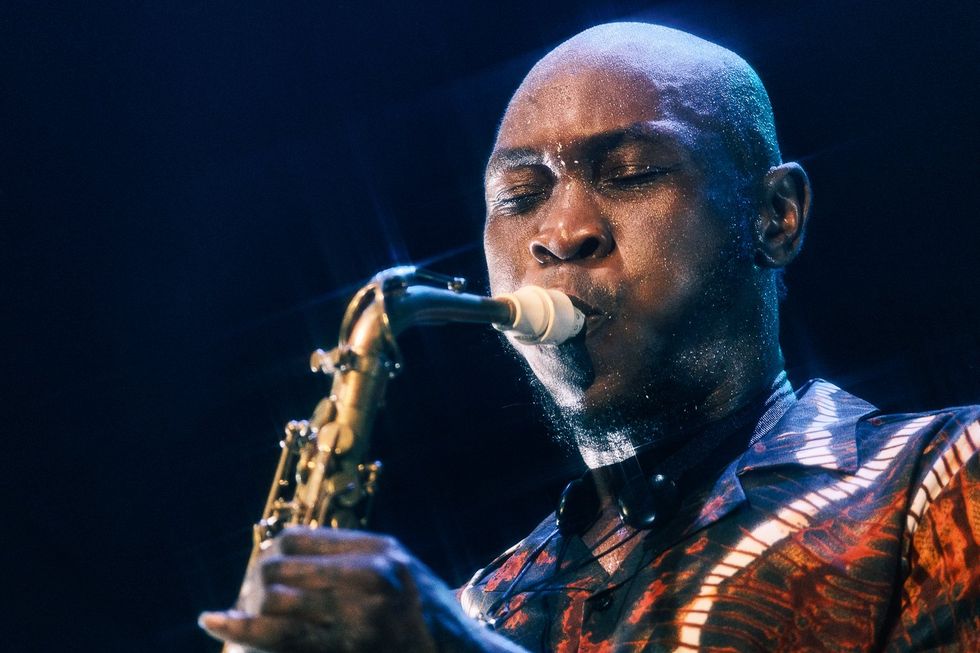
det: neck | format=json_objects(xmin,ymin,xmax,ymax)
[
  {"xmin": 585, "ymin": 370, "xmax": 795, "ymax": 524},
  {"xmin": 573, "ymin": 363, "xmax": 790, "ymax": 470}
]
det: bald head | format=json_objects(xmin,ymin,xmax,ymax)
[
  {"xmin": 498, "ymin": 23, "xmax": 781, "ymax": 192},
  {"xmin": 483, "ymin": 22, "xmax": 810, "ymax": 452}
]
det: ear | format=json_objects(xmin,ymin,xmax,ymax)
[{"xmin": 754, "ymin": 162, "xmax": 811, "ymax": 268}]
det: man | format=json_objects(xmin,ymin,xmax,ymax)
[{"xmin": 201, "ymin": 23, "xmax": 980, "ymax": 651}]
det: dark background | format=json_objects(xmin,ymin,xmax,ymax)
[{"xmin": 3, "ymin": 1, "xmax": 978, "ymax": 651}]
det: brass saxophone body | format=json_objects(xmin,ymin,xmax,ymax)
[{"xmin": 222, "ymin": 266, "xmax": 583, "ymax": 652}]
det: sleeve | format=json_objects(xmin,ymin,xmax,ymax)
[{"xmin": 884, "ymin": 417, "xmax": 980, "ymax": 651}]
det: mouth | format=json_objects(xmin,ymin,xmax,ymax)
[{"xmin": 563, "ymin": 294, "xmax": 610, "ymax": 338}]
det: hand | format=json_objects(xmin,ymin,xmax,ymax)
[{"xmin": 199, "ymin": 527, "xmax": 523, "ymax": 653}]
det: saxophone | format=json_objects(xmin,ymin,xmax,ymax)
[{"xmin": 223, "ymin": 266, "xmax": 583, "ymax": 652}]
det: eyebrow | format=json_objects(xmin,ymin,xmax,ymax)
[
  {"xmin": 485, "ymin": 120, "xmax": 691, "ymax": 179},
  {"xmin": 484, "ymin": 147, "xmax": 545, "ymax": 178}
]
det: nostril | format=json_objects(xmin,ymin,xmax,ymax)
[
  {"xmin": 530, "ymin": 227, "xmax": 612, "ymax": 263},
  {"xmin": 577, "ymin": 237, "xmax": 600, "ymax": 259},
  {"xmin": 530, "ymin": 241, "xmax": 556, "ymax": 264}
]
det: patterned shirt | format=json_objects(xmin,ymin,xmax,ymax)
[{"xmin": 459, "ymin": 380, "xmax": 980, "ymax": 651}]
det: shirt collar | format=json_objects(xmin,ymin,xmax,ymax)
[
  {"xmin": 685, "ymin": 379, "xmax": 877, "ymax": 535},
  {"xmin": 738, "ymin": 379, "xmax": 878, "ymax": 475}
]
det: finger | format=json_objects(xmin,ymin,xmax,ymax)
[
  {"xmin": 260, "ymin": 584, "xmax": 337, "ymax": 624},
  {"xmin": 261, "ymin": 553, "xmax": 405, "ymax": 595},
  {"xmin": 199, "ymin": 610, "xmax": 334, "ymax": 652},
  {"xmin": 275, "ymin": 527, "xmax": 394, "ymax": 556}
]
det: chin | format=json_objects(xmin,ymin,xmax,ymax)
[
  {"xmin": 518, "ymin": 334, "xmax": 646, "ymax": 408},
  {"xmin": 513, "ymin": 337, "xmax": 593, "ymax": 401},
  {"xmin": 578, "ymin": 374, "xmax": 639, "ymax": 414},
  {"xmin": 537, "ymin": 366, "xmax": 636, "ymax": 417}
]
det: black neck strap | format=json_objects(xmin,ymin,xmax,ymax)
[{"xmin": 557, "ymin": 384, "xmax": 775, "ymax": 535}]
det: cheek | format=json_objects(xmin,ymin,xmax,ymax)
[
  {"xmin": 610, "ymin": 193, "xmax": 684, "ymax": 280},
  {"xmin": 612, "ymin": 191, "xmax": 734, "ymax": 310},
  {"xmin": 483, "ymin": 219, "xmax": 530, "ymax": 293}
]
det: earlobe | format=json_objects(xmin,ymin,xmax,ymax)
[{"xmin": 755, "ymin": 162, "xmax": 811, "ymax": 268}]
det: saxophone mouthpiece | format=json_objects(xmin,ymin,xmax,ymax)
[{"xmin": 494, "ymin": 286, "xmax": 585, "ymax": 345}]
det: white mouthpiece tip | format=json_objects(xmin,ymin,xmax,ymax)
[{"xmin": 494, "ymin": 286, "xmax": 585, "ymax": 345}]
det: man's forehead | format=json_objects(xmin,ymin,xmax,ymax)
[{"xmin": 495, "ymin": 60, "xmax": 679, "ymax": 150}]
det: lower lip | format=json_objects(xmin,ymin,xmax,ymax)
[{"xmin": 584, "ymin": 313, "xmax": 608, "ymax": 337}]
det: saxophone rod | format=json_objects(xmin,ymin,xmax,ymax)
[{"xmin": 385, "ymin": 285, "xmax": 586, "ymax": 345}]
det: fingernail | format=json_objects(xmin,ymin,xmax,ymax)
[{"xmin": 198, "ymin": 611, "xmax": 227, "ymax": 631}]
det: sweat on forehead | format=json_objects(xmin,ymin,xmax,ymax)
[{"xmin": 498, "ymin": 22, "xmax": 781, "ymax": 178}]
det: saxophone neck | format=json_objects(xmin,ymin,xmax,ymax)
[{"xmin": 359, "ymin": 265, "xmax": 585, "ymax": 348}]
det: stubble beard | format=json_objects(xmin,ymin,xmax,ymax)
[
  {"xmin": 507, "ymin": 295, "xmax": 757, "ymax": 469},
  {"xmin": 509, "ymin": 335, "xmax": 675, "ymax": 468}
]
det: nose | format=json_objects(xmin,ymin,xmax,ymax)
[{"xmin": 529, "ymin": 193, "xmax": 614, "ymax": 264}]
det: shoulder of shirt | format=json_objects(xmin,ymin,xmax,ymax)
[
  {"xmin": 857, "ymin": 402, "xmax": 980, "ymax": 468},
  {"xmin": 742, "ymin": 383, "xmax": 979, "ymax": 562},
  {"xmin": 818, "ymin": 393, "xmax": 980, "ymax": 554},
  {"xmin": 879, "ymin": 403, "xmax": 980, "ymax": 546},
  {"xmin": 743, "ymin": 379, "xmax": 978, "ymax": 474}
]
